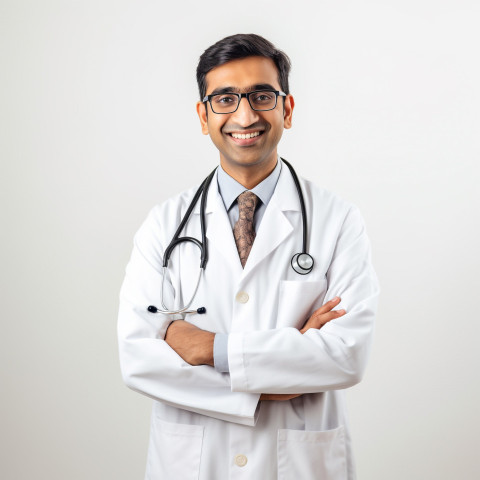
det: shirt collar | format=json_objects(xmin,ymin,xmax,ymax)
[{"xmin": 217, "ymin": 157, "xmax": 282, "ymax": 211}]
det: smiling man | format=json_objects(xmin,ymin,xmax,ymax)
[
  {"xmin": 118, "ymin": 34, "xmax": 379, "ymax": 480},
  {"xmin": 197, "ymin": 55, "xmax": 292, "ymax": 188}
]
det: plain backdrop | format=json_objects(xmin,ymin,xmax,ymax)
[{"xmin": 1, "ymin": 0, "xmax": 479, "ymax": 478}]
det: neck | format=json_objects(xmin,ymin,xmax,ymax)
[{"xmin": 220, "ymin": 152, "xmax": 278, "ymax": 190}]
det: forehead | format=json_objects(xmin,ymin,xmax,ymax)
[{"xmin": 205, "ymin": 56, "xmax": 280, "ymax": 94}]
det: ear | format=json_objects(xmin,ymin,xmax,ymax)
[
  {"xmin": 283, "ymin": 94, "xmax": 294, "ymax": 129},
  {"xmin": 196, "ymin": 101, "xmax": 209, "ymax": 135}
]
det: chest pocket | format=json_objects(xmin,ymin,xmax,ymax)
[{"xmin": 276, "ymin": 279, "xmax": 328, "ymax": 329}]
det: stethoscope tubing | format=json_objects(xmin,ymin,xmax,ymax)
[
  {"xmin": 148, "ymin": 159, "xmax": 313, "ymax": 315},
  {"xmin": 281, "ymin": 158, "xmax": 308, "ymax": 254},
  {"xmin": 162, "ymin": 168, "xmax": 217, "ymax": 269}
]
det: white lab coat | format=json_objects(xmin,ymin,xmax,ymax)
[{"xmin": 118, "ymin": 161, "xmax": 379, "ymax": 480}]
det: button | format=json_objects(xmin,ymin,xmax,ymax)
[
  {"xmin": 234, "ymin": 454, "xmax": 248, "ymax": 467},
  {"xmin": 235, "ymin": 291, "xmax": 249, "ymax": 304}
]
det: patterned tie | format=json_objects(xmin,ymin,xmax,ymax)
[{"xmin": 233, "ymin": 191, "xmax": 259, "ymax": 268}]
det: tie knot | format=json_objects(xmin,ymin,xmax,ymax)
[{"xmin": 237, "ymin": 191, "xmax": 258, "ymax": 222}]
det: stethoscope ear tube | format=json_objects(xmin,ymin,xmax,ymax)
[
  {"xmin": 147, "ymin": 267, "xmax": 206, "ymax": 315},
  {"xmin": 147, "ymin": 305, "xmax": 206, "ymax": 315},
  {"xmin": 152, "ymin": 168, "xmax": 217, "ymax": 316}
]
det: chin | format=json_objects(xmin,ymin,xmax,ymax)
[
  {"xmin": 228, "ymin": 149, "xmax": 274, "ymax": 166},
  {"xmin": 230, "ymin": 156, "xmax": 268, "ymax": 168}
]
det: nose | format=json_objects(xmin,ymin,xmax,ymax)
[{"xmin": 232, "ymin": 96, "xmax": 260, "ymax": 127}]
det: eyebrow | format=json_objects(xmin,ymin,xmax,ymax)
[{"xmin": 209, "ymin": 83, "xmax": 277, "ymax": 96}]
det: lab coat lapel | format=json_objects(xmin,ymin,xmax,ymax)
[
  {"xmin": 242, "ymin": 162, "xmax": 301, "ymax": 279},
  {"xmin": 192, "ymin": 171, "xmax": 243, "ymax": 275},
  {"xmin": 206, "ymin": 194, "xmax": 243, "ymax": 274}
]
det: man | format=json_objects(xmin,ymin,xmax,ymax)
[{"xmin": 118, "ymin": 33, "xmax": 379, "ymax": 480}]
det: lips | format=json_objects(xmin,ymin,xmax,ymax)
[{"xmin": 226, "ymin": 130, "xmax": 265, "ymax": 146}]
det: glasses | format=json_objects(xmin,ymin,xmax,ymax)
[{"xmin": 202, "ymin": 90, "xmax": 286, "ymax": 114}]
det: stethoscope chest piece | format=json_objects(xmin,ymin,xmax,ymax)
[{"xmin": 291, "ymin": 252, "xmax": 314, "ymax": 275}]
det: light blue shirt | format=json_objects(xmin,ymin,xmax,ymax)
[{"xmin": 213, "ymin": 159, "xmax": 282, "ymax": 373}]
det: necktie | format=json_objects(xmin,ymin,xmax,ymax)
[{"xmin": 233, "ymin": 191, "xmax": 259, "ymax": 268}]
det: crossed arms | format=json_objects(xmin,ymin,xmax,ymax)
[
  {"xmin": 118, "ymin": 204, "xmax": 379, "ymax": 425},
  {"xmin": 164, "ymin": 297, "xmax": 346, "ymax": 401}
]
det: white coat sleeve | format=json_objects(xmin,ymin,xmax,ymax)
[
  {"xmin": 227, "ymin": 205, "xmax": 380, "ymax": 394},
  {"xmin": 117, "ymin": 207, "xmax": 260, "ymax": 425}
]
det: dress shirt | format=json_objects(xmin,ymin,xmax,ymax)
[{"xmin": 213, "ymin": 158, "xmax": 282, "ymax": 373}]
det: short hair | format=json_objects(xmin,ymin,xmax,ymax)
[{"xmin": 196, "ymin": 33, "xmax": 291, "ymax": 100}]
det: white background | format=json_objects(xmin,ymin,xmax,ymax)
[{"xmin": 1, "ymin": 0, "xmax": 479, "ymax": 478}]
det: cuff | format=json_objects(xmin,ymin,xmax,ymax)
[
  {"xmin": 227, "ymin": 332, "xmax": 249, "ymax": 392},
  {"xmin": 213, "ymin": 333, "xmax": 230, "ymax": 373}
]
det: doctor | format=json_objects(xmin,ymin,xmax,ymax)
[{"xmin": 118, "ymin": 33, "xmax": 379, "ymax": 479}]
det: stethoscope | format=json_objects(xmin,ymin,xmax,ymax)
[{"xmin": 147, "ymin": 158, "xmax": 314, "ymax": 316}]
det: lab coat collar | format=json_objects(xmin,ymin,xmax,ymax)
[
  {"xmin": 191, "ymin": 158, "xmax": 301, "ymax": 215},
  {"xmin": 217, "ymin": 157, "xmax": 282, "ymax": 211},
  {"xmin": 191, "ymin": 159, "xmax": 302, "ymax": 276},
  {"xmin": 267, "ymin": 158, "xmax": 302, "ymax": 213}
]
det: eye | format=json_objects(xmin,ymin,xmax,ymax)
[
  {"xmin": 251, "ymin": 91, "xmax": 275, "ymax": 104},
  {"xmin": 213, "ymin": 94, "xmax": 237, "ymax": 105}
]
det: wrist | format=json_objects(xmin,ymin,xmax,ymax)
[{"xmin": 195, "ymin": 330, "xmax": 215, "ymax": 366}]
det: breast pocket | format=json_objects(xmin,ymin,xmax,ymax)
[
  {"xmin": 277, "ymin": 426, "xmax": 347, "ymax": 480},
  {"xmin": 145, "ymin": 417, "xmax": 204, "ymax": 480},
  {"xmin": 276, "ymin": 279, "xmax": 328, "ymax": 329}
]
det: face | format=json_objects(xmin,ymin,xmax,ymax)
[{"xmin": 196, "ymin": 56, "xmax": 294, "ymax": 172}]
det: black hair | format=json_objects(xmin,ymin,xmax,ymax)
[{"xmin": 196, "ymin": 33, "xmax": 291, "ymax": 100}]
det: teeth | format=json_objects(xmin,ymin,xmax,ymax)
[{"xmin": 231, "ymin": 131, "xmax": 261, "ymax": 139}]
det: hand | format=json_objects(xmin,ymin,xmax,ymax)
[
  {"xmin": 299, "ymin": 296, "xmax": 346, "ymax": 334},
  {"xmin": 260, "ymin": 393, "xmax": 302, "ymax": 401},
  {"xmin": 164, "ymin": 320, "xmax": 215, "ymax": 366}
]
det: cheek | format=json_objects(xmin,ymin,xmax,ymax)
[
  {"xmin": 269, "ymin": 118, "xmax": 285, "ymax": 142},
  {"xmin": 206, "ymin": 121, "xmax": 229, "ymax": 151},
  {"xmin": 207, "ymin": 119, "xmax": 226, "ymax": 138}
]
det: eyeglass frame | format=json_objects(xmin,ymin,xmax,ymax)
[{"xmin": 202, "ymin": 90, "xmax": 287, "ymax": 114}]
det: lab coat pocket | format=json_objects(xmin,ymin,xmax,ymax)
[
  {"xmin": 145, "ymin": 417, "xmax": 204, "ymax": 480},
  {"xmin": 276, "ymin": 279, "xmax": 328, "ymax": 329},
  {"xmin": 277, "ymin": 426, "xmax": 347, "ymax": 480}
]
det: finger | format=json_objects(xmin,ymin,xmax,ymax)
[
  {"xmin": 312, "ymin": 296, "xmax": 341, "ymax": 316},
  {"xmin": 316, "ymin": 308, "xmax": 346, "ymax": 324},
  {"xmin": 310, "ymin": 305, "xmax": 345, "ymax": 325},
  {"xmin": 301, "ymin": 308, "xmax": 346, "ymax": 333},
  {"xmin": 261, "ymin": 393, "xmax": 302, "ymax": 401},
  {"xmin": 279, "ymin": 394, "xmax": 301, "ymax": 401}
]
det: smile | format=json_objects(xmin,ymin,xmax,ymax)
[
  {"xmin": 226, "ymin": 130, "xmax": 265, "ymax": 146},
  {"xmin": 230, "ymin": 131, "xmax": 262, "ymax": 139}
]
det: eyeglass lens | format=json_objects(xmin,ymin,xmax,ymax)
[{"xmin": 210, "ymin": 91, "xmax": 277, "ymax": 113}]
